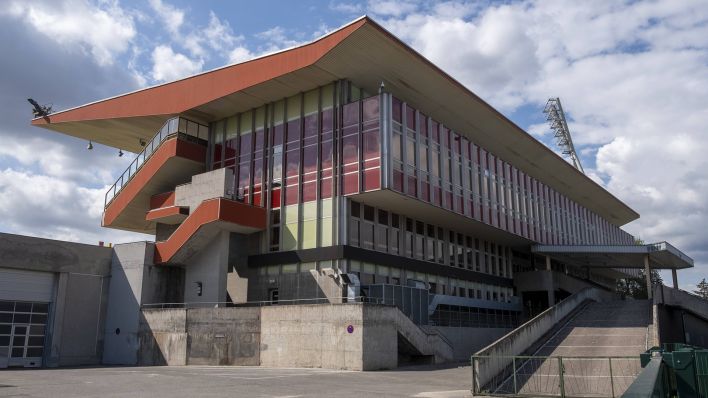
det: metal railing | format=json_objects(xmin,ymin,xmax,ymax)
[
  {"xmin": 141, "ymin": 296, "xmax": 392, "ymax": 309},
  {"xmin": 104, "ymin": 117, "xmax": 208, "ymax": 208},
  {"xmin": 472, "ymin": 355, "xmax": 642, "ymax": 397}
]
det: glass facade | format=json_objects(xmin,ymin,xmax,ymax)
[
  {"xmin": 388, "ymin": 96, "xmax": 635, "ymax": 246},
  {"xmin": 206, "ymin": 80, "xmax": 635, "ymax": 322}
]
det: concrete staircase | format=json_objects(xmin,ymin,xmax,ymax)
[
  {"xmin": 535, "ymin": 300, "xmax": 651, "ymax": 357},
  {"xmin": 393, "ymin": 308, "xmax": 454, "ymax": 364}
]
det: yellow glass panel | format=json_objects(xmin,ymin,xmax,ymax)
[
  {"xmin": 283, "ymin": 223, "xmax": 298, "ymax": 250},
  {"xmin": 301, "ymin": 262, "xmax": 317, "ymax": 272},
  {"xmin": 304, "ymin": 89, "xmax": 318, "ymax": 115},
  {"xmin": 391, "ymin": 267, "xmax": 401, "ymax": 278},
  {"xmin": 282, "ymin": 263, "xmax": 297, "ymax": 274},
  {"xmin": 254, "ymin": 106, "xmax": 266, "ymax": 130},
  {"xmin": 225, "ymin": 116, "xmax": 238, "ymax": 139},
  {"xmin": 376, "ymin": 265, "xmax": 389, "ymax": 276},
  {"xmin": 321, "ymin": 84, "xmax": 334, "ymax": 109},
  {"xmin": 301, "ymin": 220, "xmax": 317, "ymax": 249},
  {"xmin": 273, "ymin": 99, "xmax": 285, "ymax": 123},
  {"xmin": 349, "ymin": 260, "xmax": 360, "ymax": 272},
  {"xmin": 317, "ymin": 260, "xmax": 331, "ymax": 270},
  {"xmin": 266, "ymin": 265, "xmax": 279, "ymax": 275},
  {"xmin": 319, "ymin": 218, "xmax": 332, "ymax": 246},
  {"xmin": 363, "ymin": 263, "xmax": 376, "ymax": 274},
  {"xmin": 320, "ymin": 198, "xmax": 333, "ymax": 217},
  {"xmin": 239, "ymin": 111, "xmax": 252, "ymax": 135},
  {"xmin": 287, "ymin": 94, "xmax": 301, "ymax": 120},
  {"xmin": 284, "ymin": 204, "xmax": 299, "ymax": 224},
  {"xmin": 302, "ymin": 201, "xmax": 317, "ymax": 221}
]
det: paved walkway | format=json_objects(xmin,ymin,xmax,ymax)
[{"xmin": 0, "ymin": 364, "xmax": 478, "ymax": 398}]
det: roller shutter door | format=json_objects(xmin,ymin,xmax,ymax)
[{"xmin": 0, "ymin": 269, "xmax": 55, "ymax": 302}]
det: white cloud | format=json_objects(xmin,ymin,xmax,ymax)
[
  {"xmin": 3, "ymin": 0, "xmax": 136, "ymax": 66},
  {"xmin": 366, "ymin": 0, "xmax": 708, "ymax": 281},
  {"xmin": 329, "ymin": 1, "xmax": 363, "ymax": 14},
  {"xmin": 150, "ymin": 45, "xmax": 204, "ymax": 82},
  {"xmin": 228, "ymin": 46, "xmax": 256, "ymax": 64},
  {"xmin": 0, "ymin": 169, "xmax": 148, "ymax": 244},
  {"xmin": 367, "ymin": 0, "xmax": 418, "ymax": 17},
  {"xmin": 148, "ymin": 0, "xmax": 184, "ymax": 37}
]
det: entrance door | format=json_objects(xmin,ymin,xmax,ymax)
[{"xmin": 8, "ymin": 324, "xmax": 29, "ymax": 367}]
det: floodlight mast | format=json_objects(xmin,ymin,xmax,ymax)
[{"xmin": 544, "ymin": 97, "xmax": 584, "ymax": 173}]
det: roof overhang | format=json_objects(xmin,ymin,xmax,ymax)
[
  {"xmin": 532, "ymin": 242, "xmax": 694, "ymax": 270},
  {"xmin": 31, "ymin": 16, "xmax": 638, "ymax": 226}
]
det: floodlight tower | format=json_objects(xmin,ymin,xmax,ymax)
[{"xmin": 543, "ymin": 97, "xmax": 584, "ymax": 173}]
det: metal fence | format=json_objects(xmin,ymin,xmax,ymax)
[
  {"xmin": 141, "ymin": 296, "xmax": 390, "ymax": 309},
  {"xmin": 104, "ymin": 116, "xmax": 208, "ymax": 207},
  {"xmin": 472, "ymin": 355, "xmax": 642, "ymax": 397}
]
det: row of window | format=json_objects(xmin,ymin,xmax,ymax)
[
  {"xmin": 349, "ymin": 201, "xmax": 513, "ymax": 279},
  {"xmin": 389, "ymin": 96, "xmax": 634, "ymax": 246}
]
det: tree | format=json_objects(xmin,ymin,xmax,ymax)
[
  {"xmin": 616, "ymin": 269, "xmax": 663, "ymax": 299},
  {"xmin": 694, "ymin": 278, "xmax": 708, "ymax": 299}
]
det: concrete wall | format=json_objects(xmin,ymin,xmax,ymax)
[
  {"xmin": 260, "ymin": 304, "xmax": 370, "ymax": 370},
  {"xmin": 654, "ymin": 285, "xmax": 708, "ymax": 348},
  {"xmin": 174, "ymin": 168, "xmax": 234, "ymax": 212},
  {"xmin": 183, "ymin": 231, "xmax": 229, "ymax": 304},
  {"xmin": 0, "ymin": 233, "xmax": 112, "ymax": 367},
  {"xmin": 186, "ymin": 307, "xmax": 260, "ymax": 365},
  {"xmin": 138, "ymin": 308, "xmax": 187, "ymax": 365},
  {"xmin": 426, "ymin": 326, "xmax": 512, "ymax": 361}
]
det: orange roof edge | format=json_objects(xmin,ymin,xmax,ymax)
[{"xmin": 31, "ymin": 16, "xmax": 369, "ymax": 126}]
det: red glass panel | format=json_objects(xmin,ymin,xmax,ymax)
[
  {"xmin": 320, "ymin": 177, "xmax": 332, "ymax": 199},
  {"xmin": 362, "ymin": 131, "xmax": 380, "ymax": 160},
  {"xmin": 444, "ymin": 191, "xmax": 452, "ymax": 210},
  {"xmin": 224, "ymin": 139, "xmax": 237, "ymax": 160},
  {"xmin": 273, "ymin": 124, "xmax": 284, "ymax": 146},
  {"xmin": 302, "ymin": 181, "xmax": 316, "ymax": 202},
  {"xmin": 213, "ymin": 161, "xmax": 222, "ymax": 169},
  {"xmin": 405, "ymin": 105, "xmax": 415, "ymax": 129},
  {"xmin": 239, "ymin": 134, "xmax": 252, "ymax": 158},
  {"xmin": 252, "ymin": 191, "xmax": 262, "ymax": 207},
  {"xmin": 362, "ymin": 97, "xmax": 379, "ymax": 121},
  {"xmin": 252, "ymin": 159, "xmax": 263, "ymax": 184},
  {"xmin": 320, "ymin": 141, "xmax": 333, "ymax": 170},
  {"xmin": 285, "ymin": 150, "xmax": 299, "ymax": 177},
  {"xmin": 342, "ymin": 135, "xmax": 358, "ymax": 164},
  {"xmin": 270, "ymin": 188, "xmax": 281, "ymax": 208},
  {"xmin": 433, "ymin": 186, "xmax": 442, "ymax": 206},
  {"xmin": 304, "ymin": 114, "xmax": 317, "ymax": 138},
  {"xmin": 393, "ymin": 169, "xmax": 404, "ymax": 192},
  {"xmin": 406, "ymin": 175, "xmax": 417, "ymax": 197},
  {"xmin": 441, "ymin": 127, "xmax": 449, "ymax": 148},
  {"xmin": 303, "ymin": 145, "xmax": 317, "ymax": 174},
  {"xmin": 363, "ymin": 168, "xmax": 380, "ymax": 191},
  {"xmin": 392, "ymin": 98, "xmax": 402, "ymax": 123},
  {"xmin": 432, "ymin": 121, "xmax": 439, "ymax": 143},
  {"xmin": 286, "ymin": 119, "xmax": 300, "ymax": 145},
  {"xmin": 255, "ymin": 129, "xmax": 264, "ymax": 151},
  {"xmin": 343, "ymin": 102, "xmax": 359, "ymax": 127},
  {"xmin": 213, "ymin": 144, "xmax": 223, "ymax": 162},
  {"xmin": 343, "ymin": 173, "xmax": 359, "ymax": 195},
  {"xmin": 421, "ymin": 182, "xmax": 430, "ymax": 202},
  {"xmin": 285, "ymin": 184, "xmax": 298, "ymax": 205},
  {"xmin": 321, "ymin": 109, "xmax": 333, "ymax": 134}
]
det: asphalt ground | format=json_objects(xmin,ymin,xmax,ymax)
[{"xmin": 0, "ymin": 364, "xmax": 480, "ymax": 398}]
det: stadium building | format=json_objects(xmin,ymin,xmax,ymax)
[{"xmin": 1, "ymin": 16, "xmax": 696, "ymax": 370}]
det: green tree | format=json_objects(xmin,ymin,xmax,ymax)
[
  {"xmin": 616, "ymin": 269, "xmax": 663, "ymax": 299},
  {"xmin": 694, "ymin": 278, "xmax": 708, "ymax": 299}
]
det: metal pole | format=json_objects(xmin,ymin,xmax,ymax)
[
  {"xmin": 513, "ymin": 356, "xmax": 518, "ymax": 394},
  {"xmin": 608, "ymin": 357, "xmax": 615, "ymax": 398},
  {"xmin": 671, "ymin": 269, "xmax": 678, "ymax": 289},
  {"xmin": 558, "ymin": 357, "xmax": 565, "ymax": 398},
  {"xmin": 471, "ymin": 356, "xmax": 477, "ymax": 394}
]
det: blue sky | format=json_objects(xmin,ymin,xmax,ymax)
[{"xmin": 0, "ymin": 0, "xmax": 706, "ymax": 289}]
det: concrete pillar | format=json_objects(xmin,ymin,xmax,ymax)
[
  {"xmin": 672, "ymin": 269, "xmax": 678, "ymax": 289},
  {"xmin": 644, "ymin": 254, "xmax": 653, "ymax": 300},
  {"xmin": 545, "ymin": 255, "xmax": 552, "ymax": 271}
]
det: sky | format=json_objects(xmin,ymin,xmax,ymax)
[{"xmin": 0, "ymin": 0, "xmax": 706, "ymax": 290}]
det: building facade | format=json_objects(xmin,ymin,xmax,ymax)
[{"xmin": 17, "ymin": 16, "xmax": 693, "ymax": 368}]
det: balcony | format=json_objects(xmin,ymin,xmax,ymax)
[{"xmin": 102, "ymin": 117, "xmax": 208, "ymax": 233}]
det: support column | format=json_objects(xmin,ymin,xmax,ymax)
[
  {"xmin": 644, "ymin": 254, "xmax": 653, "ymax": 300},
  {"xmin": 545, "ymin": 255, "xmax": 552, "ymax": 271},
  {"xmin": 672, "ymin": 269, "xmax": 678, "ymax": 290}
]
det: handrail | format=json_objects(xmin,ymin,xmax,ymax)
[{"xmin": 104, "ymin": 116, "xmax": 209, "ymax": 208}]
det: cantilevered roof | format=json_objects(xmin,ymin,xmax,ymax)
[
  {"xmin": 31, "ymin": 16, "xmax": 639, "ymax": 226},
  {"xmin": 532, "ymin": 242, "xmax": 694, "ymax": 270}
]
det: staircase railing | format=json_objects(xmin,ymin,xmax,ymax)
[{"xmin": 104, "ymin": 117, "xmax": 208, "ymax": 208}]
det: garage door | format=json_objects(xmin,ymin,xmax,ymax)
[
  {"xmin": 0, "ymin": 269, "xmax": 54, "ymax": 368},
  {"xmin": 0, "ymin": 268, "xmax": 55, "ymax": 302}
]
